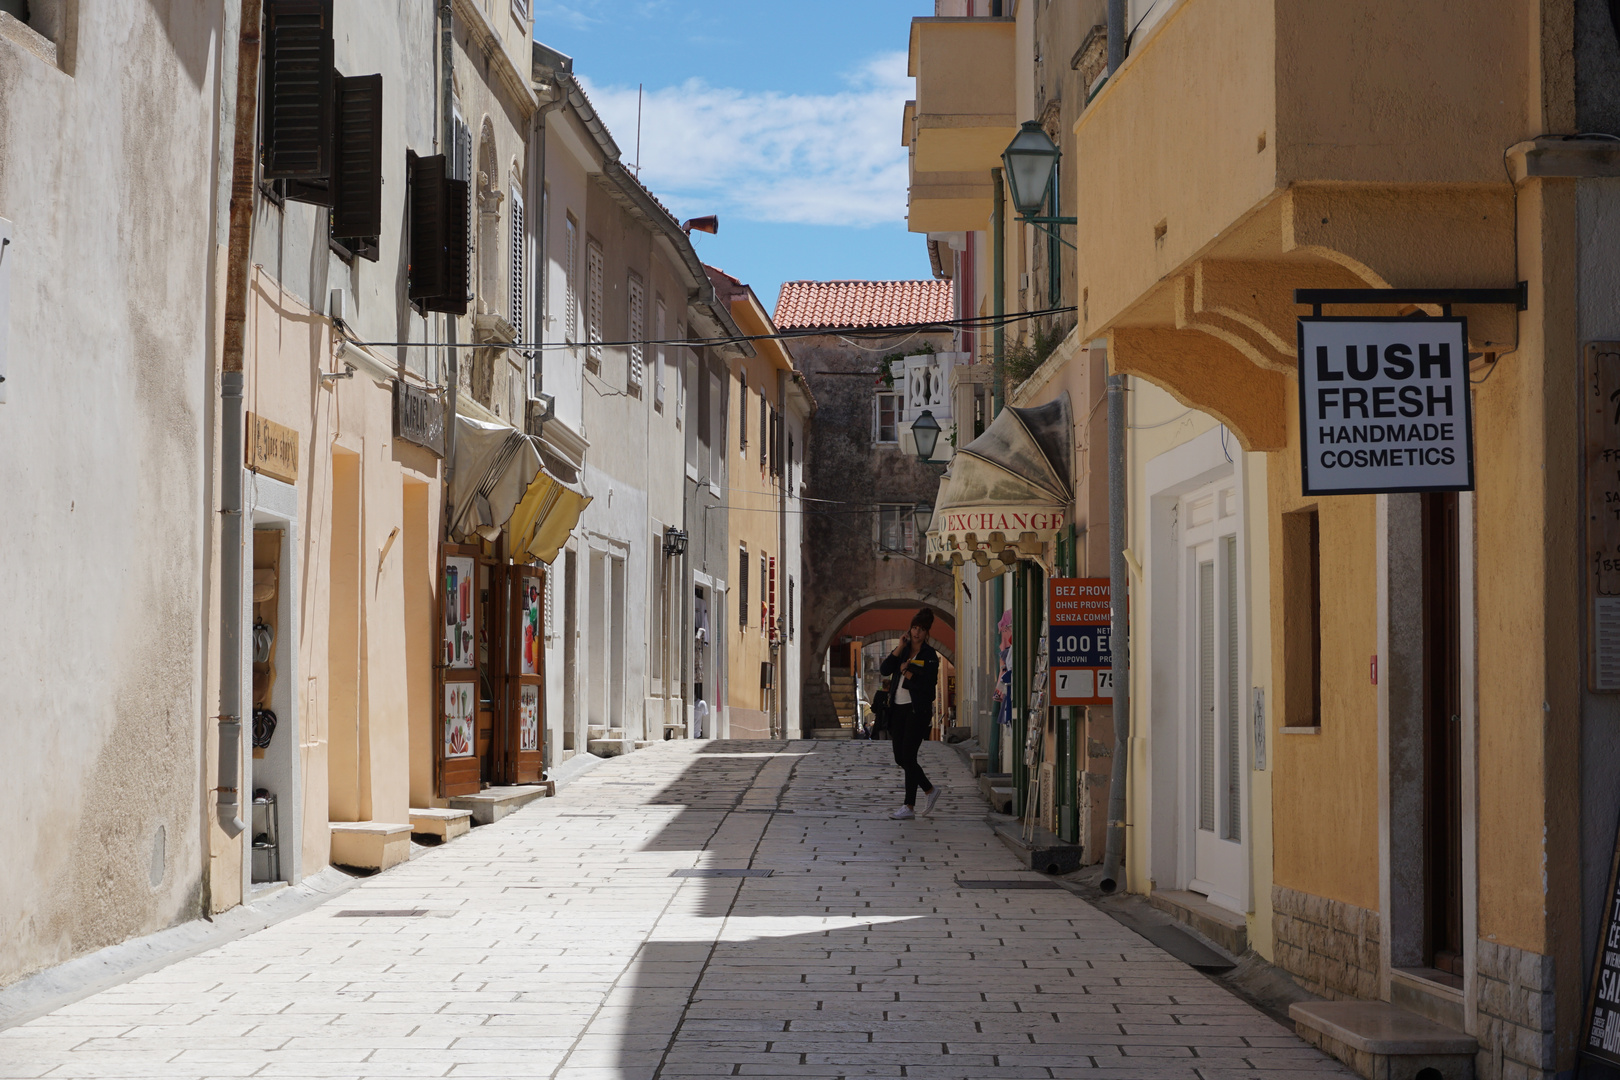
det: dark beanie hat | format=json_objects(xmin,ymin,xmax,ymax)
[{"xmin": 911, "ymin": 608, "xmax": 935, "ymax": 631}]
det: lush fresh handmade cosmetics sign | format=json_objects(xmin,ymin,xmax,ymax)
[{"xmin": 1297, "ymin": 316, "xmax": 1474, "ymax": 495}]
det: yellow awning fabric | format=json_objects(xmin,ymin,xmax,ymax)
[
  {"xmin": 448, "ymin": 416, "xmax": 591, "ymax": 564},
  {"xmin": 507, "ymin": 468, "xmax": 591, "ymax": 565}
]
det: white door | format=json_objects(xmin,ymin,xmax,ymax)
[{"xmin": 1182, "ymin": 483, "xmax": 1246, "ymax": 912}]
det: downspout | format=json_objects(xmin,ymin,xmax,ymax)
[
  {"xmin": 777, "ymin": 369, "xmax": 789, "ymax": 739},
  {"xmin": 216, "ymin": 0, "xmax": 264, "ymax": 839},
  {"xmin": 988, "ymin": 167, "xmax": 1007, "ymax": 775},
  {"xmin": 1099, "ymin": 0, "xmax": 1131, "ymax": 892},
  {"xmin": 441, "ymin": 1, "xmax": 459, "ymax": 494}
]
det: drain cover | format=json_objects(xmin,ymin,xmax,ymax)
[
  {"xmin": 954, "ymin": 880, "xmax": 1060, "ymax": 890},
  {"xmin": 670, "ymin": 868, "xmax": 773, "ymax": 878},
  {"xmin": 335, "ymin": 909, "xmax": 427, "ymax": 917}
]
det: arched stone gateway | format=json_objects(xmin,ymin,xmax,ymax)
[{"xmin": 801, "ymin": 594, "xmax": 957, "ymax": 736}]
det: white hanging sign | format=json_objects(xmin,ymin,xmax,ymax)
[{"xmin": 1297, "ymin": 316, "xmax": 1474, "ymax": 495}]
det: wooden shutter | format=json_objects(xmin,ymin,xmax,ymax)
[
  {"xmin": 738, "ymin": 547, "xmax": 748, "ymax": 626},
  {"xmin": 262, "ymin": 0, "xmax": 334, "ymax": 180},
  {"xmin": 509, "ymin": 187, "xmax": 525, "ymax": 343},
  {"xmin": 627, "ymin": 274, "xmax": 644, "ymax": 388},
  {"xmin": 331, "ymin": 74, "xmax": 382, "ymax": 249},
  {"xmin": 586, "ymin": 242, "xmax": 604, "ymax": 368},
  {"xmin": 408, "ymin": 154, "xmax": 469, "ymax": 314},
  {"xmin": 408, "ymin": 153, "xmax": 446, "ymax": 301}
]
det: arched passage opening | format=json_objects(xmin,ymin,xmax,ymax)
[{"xmin": 802, "ymin": 595, "xmax": 957, "ymax": 736}]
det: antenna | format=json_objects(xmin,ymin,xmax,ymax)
[{"xmin": 635, "ymin": 83, "xmax": 643, "ymax": 178}]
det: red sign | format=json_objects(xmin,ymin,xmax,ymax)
[{"xmin": 1049, "ymin": 577, "xmax": 1113, "ymax": 706}]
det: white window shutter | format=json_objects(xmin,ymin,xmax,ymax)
[
  {"xmin": 627, "ymin": 273, "xmax": 644, "ymax": 389},
  {"xmin": 586, "ymin": 241, "xmax": 603, "ymax": 368},
  {"xmin": 564, "ymin": 218, "xmax": 578, "ymax": 346},
  {"xmin": 509, "ymin": 188, "xmax": 525, "ymax": 344},
  {"xmin": 654, "ymin": 299, "xmax": 666, "ymax": 409}
]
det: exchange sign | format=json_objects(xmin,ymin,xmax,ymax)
[
  {"xmin": 1048, "ymin": 577, "xmax": 1112, "ymax": 706},
  {"xmin": 1297, "ymin": 316, "xmax": 1474, "ymax": 496}
]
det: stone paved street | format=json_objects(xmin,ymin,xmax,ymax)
[{"xmin": 0, "ymin": 741, "xmax": 1352, "ymax": 1079}]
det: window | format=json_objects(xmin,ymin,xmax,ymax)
[
  {"xmin": 653, "ymin": 298, "xmax": 666, "ymax": 411},
  {"xmin": 767, "ymin": 555, "xmax": 777, "ymax": 640},
  {"xmin": 586, "ymin": 240, "xmax": 604, "ymax": 370},
  {"xmin": 738, "ymin": 545, "xmax": 749, "ymax": 627},
  {"xmin": 740, "ymin": 370, "xmax": 749, "ymax": 455},
  {"xmin": 875, "ymin": 391, "xmax": 901, "ymax": 443},
  {"xmin": 759, "ymin": 391, "xmax": 768, "ymax": 464},
  {"xmin": 563, "ymin": 214, "xmax": 579, "ymax": 347},
  {"xmin": 649, "ymin": 526, "xmax": 664, "ymax": 684},
  {"xmin": 760, "ymin": 553, "xmax": 769, "ymax": 631},
  {"xmin": 769, "ymin": 406, "xmax": 780, "ymax": 478},
  {"xmin": 627, "ymin": 272, "xmax": 645, "ymax": 392},
  {"xmin": 407, "ymin": 152, "xmax": 468, "ymax": 314},
  {"xmin": 877, "ymin": 505, "xmax": 917, "ymax": 555},
  {"xmin": 676, "ymin": 323, "xmax": 686, "ymax": 427},
  {"xmin": 1282, "ymin": 508, "xmax": 1321, "ymax": 727},
  {"xmin": 711, "ymin": 366, "xmax": 726, "ymax": 491},
  {"xmin": 509, "ymin": 184, "xmax": 525, "ymax": 343},
  {"xmin": 787, "ymin": 576, "xmax": 795, "ymax": 641}
]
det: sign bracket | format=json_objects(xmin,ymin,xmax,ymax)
[{"xmin": 1295, "ymin": 284, "xmax": 1528, "ymax": 318}]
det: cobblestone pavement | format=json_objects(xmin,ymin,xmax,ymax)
[{"xmin": 0, "ymin": 739, "xmax": 1352, "ymax": 1079}]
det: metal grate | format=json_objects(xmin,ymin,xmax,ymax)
[
  {"xmin": 955, "ymin": 879, "xmax": 1061, "ymax": 891},
  {"xmin": 1598, "ymin": 598, "xmax": 1620, "ymax": 690},
  {"xmin": 670, "ymin": 868, "xmax": 773, "ymax": 878},
  {"xmin": 335, "ymin": 909, "xmax": 426, "ymax": 918}
]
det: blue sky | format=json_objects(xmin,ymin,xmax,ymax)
[{"xmin": 533, "ymin": 0, "xmax": 934, "ymax": 315}]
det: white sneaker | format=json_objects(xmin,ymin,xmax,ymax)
[
  {"xmin": 889, "ymin": 805, "xmax": 915, "ymax": 820},
  {"xmin": 922, "ymin": 787, "xmax": 942, "ymax": 816}
]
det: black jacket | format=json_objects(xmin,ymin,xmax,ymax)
[{"xmin": 880, "ymin": 640, "xmax": 939, "ymax": 713}]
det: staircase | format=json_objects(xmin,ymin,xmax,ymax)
[{"xmin": 811, "ymin": 671, "xmax": 859, "ymax": 740}]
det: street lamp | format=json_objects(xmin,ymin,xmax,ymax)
[
  {"xmin": 910, "ymin": 409, "xmax": 942, "ymax": 463},
  {"xmin": 913, "ymin": 502, "xmax": 933, "ymax": 536},
  {"xmin": 1000, "ymin": 121, "xmax": 1076, "ymax": 226}
]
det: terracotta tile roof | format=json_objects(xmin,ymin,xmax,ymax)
[{"xmin": 772, "ymin": 280, "xmax": 953, "ymax": 330}]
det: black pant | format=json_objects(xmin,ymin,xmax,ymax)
[{"xmin": 889, "ymin": 702, "xmax": 933, "ymax": 806}]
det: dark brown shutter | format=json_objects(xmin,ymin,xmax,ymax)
[
  {"xmin": 331, "ymin": 74, "xmax": 382, "ymax": 249},
  {"xmin": 409, "ymin": 154, "xmax": 469, "ymax": 314},
  {"xmin": 408, "ymin": 153, "xmax": 447, "ymax": 301},
  {"xmin": 261, "ymin": 0, "xmax": 333, "ymax": 180},
  {"xmin": 438, "ymin": 177, "xmax": 469, "ymax": 314}
]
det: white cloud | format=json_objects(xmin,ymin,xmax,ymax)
[{"xmin": 578, "ymin": 52, "xmax": 911, "ymax": 229}]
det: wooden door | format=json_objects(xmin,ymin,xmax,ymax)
[
  {"xmin": 437, "ymin": 544, "xmax": 482, "ymax": 797},
  {"xmin": 504, "ymin": 564, "xmax": 546, "ymax": 783},
  {"xmin": 1422, "ymin": 492, "xmax": 1464, "ymax": 974}
]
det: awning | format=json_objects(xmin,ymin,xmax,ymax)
[
  {"xmin": 447, "ymin": 416, "xmax": 591, "ymax": 565},
  {"xmin": 927, "ymin": 392, "xmax": 1072, "ymax": 568}
]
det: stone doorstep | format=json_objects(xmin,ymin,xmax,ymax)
[
  {"xmin": 1148, "ymin": 888, "xmax": 1249, "ymax": 957},
  {"xmin": 328, "ymin": 822, "xmax": 412, "ymax": 871},
  {"xmin": 810, "ymin": 727, "xmax": 852, "ymax": 739},
  {"xmin": 587, "ymin": 738, "xmax": 635, "ymax": 758},
  {"xmin": 407, "ymin": 807, "xmax": 473, "ymax": 843},
  {"xmin": 968, "ymin": 751, "xmax": 988, "ymax": 776},
  {"xmin": 1290, "ymin": 1000, "xmax": 1477, "ymax": 1080},
  {"xmin": 1389, "ymin": 968, "xmax": 1466, "ymax": 1033},
  {"xmin": 986, "ymin": 786, "xmax": 1014, "ymax": 814},
  {"xmin": 448, "ymin": 783, "xmax": 553, "ymax": 826},
  {"xmin": 989, "ymin": 818, "xmax": 1084, "ymax": 875}
]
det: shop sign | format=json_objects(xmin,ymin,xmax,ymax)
[
  {"xmin": 1581, "ymin": 806, "xmax": 1620, "ymax": 1065},
  {"xmin": 1048, "ymin": 577, "xmax": 1112, "ymax": 706},
  {"xmin": 1584, "ymin": 342, "xmax": 1620, "ymax": 691},
  {"xmin": 1297, "ymin": 317, "xmax": 1473, "ymax": 496},
  {"xmin": 394, "ymin": 380, "xmax": 445, "ymax": 457},
  {"xmin": 939, "ymin": 507, "xmax": 1065, "ymax": 535},
  {"xmin": 246, "ymin": 412, "xmax": 299, "ymax": 484}
]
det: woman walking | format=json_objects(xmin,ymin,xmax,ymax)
[{"xmin": 880, "ymin": 609, "xmax": 943, "ymax": 819}]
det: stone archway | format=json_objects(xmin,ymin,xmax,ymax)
[{"xmin": 801, "ymin": 592, "xmax": 957, "ymax": 734}]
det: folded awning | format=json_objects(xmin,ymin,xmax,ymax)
[
  {"xmin": 447, "ymin": 416, "xmax": 591, "ymax": 565},
  {"xmin": 927, "ymin": 392, "xmax": 1072, "ymax": 568}
]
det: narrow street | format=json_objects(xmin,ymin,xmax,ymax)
[{"xmin": 0, "ymin": 742, "xmax": 1347, "ymax": 1080}]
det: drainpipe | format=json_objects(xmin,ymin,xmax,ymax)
[
  {"xmin": 440, "ymin": 1, "xmax": 459, "ymax": 493},
  {"xmin": 1097, "ymin": 3, "xmax": 1130, "ymax": 891},
  {"xmin": 215, "ymin": 0, "xmax": 264, "ymax": 839},
  {"xmin": 777, "ymin": 369, "xmax": 789, "ymax": 739},
  {"xmin": 991, "ymin": 168, "xmax": 1006, "ymax": 415}
]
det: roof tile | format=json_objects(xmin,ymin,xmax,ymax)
[{"xmin": 772, "ymin": 280, "xmax": 953, "ymax": 330}]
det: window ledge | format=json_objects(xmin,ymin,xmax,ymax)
[
  {"xmin": 0, "ymin": 12, "xmax": 58, "ymax": 70},
  {"xmin": 1279, "ymin": 726, "xmax": 1320, "ymax": 735}
]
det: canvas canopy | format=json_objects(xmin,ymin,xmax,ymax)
[
  {"xmin": 927, "ymin": 392, "xmax": 1072, "ymax": 568},
  {"xmin": 447, "ymin": 416, "xmax": 591, "ymax": 565}
]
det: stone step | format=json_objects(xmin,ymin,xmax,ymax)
[
  {"xmin": 990, "ymin": 819, "xmax": 1084, "ymax": 876},
  {"xmin": 811, "ymin": 727, "xmax": 853, "ymax": 739},
  {"xmin": 968, "ymin": 752, "xmax": 988, "ymax": 777},
  {"xmin": 986, "ymin": 786, "xmax": 1014, "ymax": 815},
  {"xmin": 587, "ymin": 725, "xmax": 624, "ymax": 741},
  {"xmin": 588, "ymin": 738, "xmax": 635, "ymax": 757},
  {"xmin": 1288, "ymin": 1000, "xmax": 1476, "ymax": 1080},
  {"xmin": 448, "ymin": 783, "xmax": 553, "ymax": 826},
  {"xmin": 1147, "ymin": 889, "xmax": 1248, "ymax": 957},
  {"xmin": 408, "ymin": 808, "xmax": 473, "ymax": 844},
  {"xmin": 329, "ymin": 822, "xmax": 412, "ymax": 871},
  {"xmin": 633, "ymin": 740, "xmax": 656, "ymax": 749}
]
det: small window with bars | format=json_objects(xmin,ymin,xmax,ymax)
[
  {"xmin": 627, "ymin": 271, "xmax": 645, "ymax": 392},
  {"xmin": 876, "ymin": 505, "xmax": 916, "ymax": 555},
  {"xmin": 875, "ymin": 391, "xmax": 901, "ymax": 443}
]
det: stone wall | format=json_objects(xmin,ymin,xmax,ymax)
[
  {"xmin": 1272, "ymin": 884, "xmax": 1381, "ymax": 1000},
  {"xmin": 1475, "ymin": 939, "xmax": 1556, "ymax": 1080}
]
